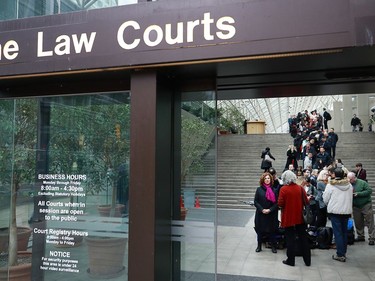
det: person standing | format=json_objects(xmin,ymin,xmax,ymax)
[
  {"xmin": 327, "ymin": 128, "xmax": 339, "ymax": 159},
  {"xmin": 284, "ymin": 145, "xmax": 298, "ymax": 171},
  {"xmin": 278, "ymin": 170, "xmax": 311, "ymax": 267},
  {"xmin": 347, "ymin": 172, "xmax": 375, "ymax": 245},
  {"xmin": 323, "ymin": 168, "xmax": 353, "ymax": 262},
  {"xmin": 351, "ymin": 114, "xmax": 361, "ymax": 132},
  {"xmin": 355, "ymin": 163, "xmax": 367, "ymax": 182},
  {"xmin": 314, "ymin": 146, "xmax": 331, "ymax": 170},
  {"xmin": 254, "ymin": 173, "xmax": 279, "ymax": 253},
  {"xmin": 268, "ymin": 167, "xmax": 283, "ymax": 196},
  {"xmin": 243, "ymin": 119, "xmax": 248, "ymax": 134},
  {"xmin": 323, "ymin": 108, "xmax": 332, "ymax": 130},
  {"xmin": 260, "ymin": 147, "xmax": 275, "ymax": 172},
  {"xmin": 315, "ymin": 169, "xmax": 329, "ymax": 228}
]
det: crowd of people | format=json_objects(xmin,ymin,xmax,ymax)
[
  {"xmin": 287, "ymin": 108, "xmax": 338, "ymax": 165},
  {"xmin": 288, "ymin": 108, "xmax": 331, "ymax": 138},
  {"xmin": 255, "ymin": 142, "xmax": 372, "ymax": 266}
]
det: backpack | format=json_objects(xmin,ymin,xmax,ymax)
[
  {"xmin": 347, "ymin": 218, "xmax": 355, "ymax": 245},
  {"xmin": 325, "ymin": 112, "xmax": 332, "ymax": 120},
  {"xmin": 317, "ymin": 227, "xmax": 333, "ymax": 249}
]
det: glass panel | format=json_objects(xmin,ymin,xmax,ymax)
[
  {"xmin": 0, "ymin": 92, "xmax": 130, "ymax": 280},
  {"xmin": 178, "ymin": 91, "xmax": 216, "ymax": 281},
  {"xmin": 0, "ymin": 98, "xmax": 36, "ymax": 280},
  {"xmin": 0, "ymin": 0, "xmax": 138, "ymax": 20}
]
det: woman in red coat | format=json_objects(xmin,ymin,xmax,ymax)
[{"xmin": 278, "ymin": 170, "xmax": 311, "ymax": 267}]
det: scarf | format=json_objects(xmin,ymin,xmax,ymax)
[{"xmin": 264, "ymin": 183, "xmax": 276, "ymax": 203}]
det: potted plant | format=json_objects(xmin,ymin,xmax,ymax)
[
  {"xmin": 217, "ymin": 106, "xmax": 245, "ymax": 135},
  {"xmin": 38, "ymin": 95, "xmax": 130, "ymax": 278},
  {"xmin": 72, "ymin": 101, "xmax": 130, "ymax": 279},
  {"xmin": 180, "ymin": 111, "xmax": 214, "ymax": 214}
]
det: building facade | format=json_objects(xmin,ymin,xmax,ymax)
[{"xmin": 0, "ymin": 0, "xmax": 375, "ymax": 280}]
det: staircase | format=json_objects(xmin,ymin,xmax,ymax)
[
  {"xmin": 217, "ymin": 133, "xmax": 293, "ymax": 209},
  {"xmin": 185, "ymin": 132, "xmax": 375, "ymax": 210}
]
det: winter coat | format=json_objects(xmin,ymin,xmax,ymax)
[
  {"xmin": 254, "ymin": 185, "xmax": 279, "ymax": 234},
  {"xmin": 315, "ymin": 181, "xmax": 327, "ymax": 209},
  {"xmin": 351, "ymin": 117, "xmax": 361, "ymax": 126},
  {"xmin": 315, "ymin": 152, "xmax": 331, "ymax": 168},
  {"xmin": 260, "ymin": 150, "xmax": 275, "ymax": 170},
  {"xmin": 323, "ymin": 178, "xmax": 353, "ymax": 215},
  {"xmin": 303, "ymin": 183, "xmax": 317, "ymax": 206},
  {"xmin": 328, "ymin": 132, "xmax": 339, "ymax": 147},
  {"xmin": 352, "ymin": 178, "xmax": 372, "ymax": 209},
  {"xmin": 356, "ymin": 168, "xmax": 367, "ymax": 182},
  {"xmin": 278, "ymin": 183, "xmax": 308, "ymax": 228},
  {"xmin": 285, "ymin": 148, "xmax": 298, "ymax": 170}
]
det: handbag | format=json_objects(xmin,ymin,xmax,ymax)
[
  {"xmin": 301, "ymin": 187, "xmax": 314, "ymax": 225},
  {"xmin": 264, "ymin": 154, "xmax": 273, "ymax": 163}
]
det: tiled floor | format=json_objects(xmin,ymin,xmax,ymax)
[{"xmin": 216, "ymin": 209, "xmax": 375, "ymax": 281}]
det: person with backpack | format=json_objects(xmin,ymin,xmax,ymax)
[
  {"xmin": 260, "ymin": 147, "xmax": 275, "ymax": 172},
  {"xmin": 323, "ymin": 108, "xmax": 332, "ymax": 130},
  {"xmin": 323, "ymin": 168, "xmax": 353, "ymax": 262}
]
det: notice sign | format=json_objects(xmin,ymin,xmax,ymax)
[
  {"xmin": 35, "ymin": 173, "xmax": 88, "ymax": 274},
  {"xmin": 41, "ymin": 251, "xmax": 79, "ymax": 273}
]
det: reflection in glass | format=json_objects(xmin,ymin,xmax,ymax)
[
  {"xmin": 179, "ymin": 91, "xmax": 216, "ymax": 281},
  {"xmin": 0, "ymin": 92, "xmax": 130, "ymax": 280},
  {"xmin": 0, "ymin": 0, "xmax": 138, "ymax": 20},
  {"xmin": 0, "ymin": 99, "xmax": 36, "ymax": 279}
]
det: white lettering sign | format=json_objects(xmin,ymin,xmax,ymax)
[
  {"xmin": 0, "ymin": 40, "xmax": 19, "ymax": 60},
  {"xmin": 117, "ymin": 12, "xmax": 236, "ymax": 50},
  {"xmin": 37, "ymin": 32, "xmax": 96, "ymax": 57}
]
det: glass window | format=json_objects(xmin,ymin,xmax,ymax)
[
  {"xmin": 176, "ymin": 91, "xmax": 216, "ymax": 280},
  {"xmin": 0, "ymin": 92, "xmax": 130, "ymax": 280},
  {"xmin": 0, "ymin": 0, "xmax": 138, "ymax": 21}
]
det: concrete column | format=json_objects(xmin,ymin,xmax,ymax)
[
  {"xmin": 332, "ymin": 101, "xmax": 343, "ymax": 132},
  {"xmin": 342, "ymin": 95, "xmax": 353, "ymax": 132},
  {"xmin": 357, "ymin": 94, "xmax": 370, "ymax": 130}
]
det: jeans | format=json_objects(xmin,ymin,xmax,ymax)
[{"xmin": 330, "ymin": 214, "xmax": 349, "ymax": 257}]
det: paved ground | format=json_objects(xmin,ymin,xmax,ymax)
[
  {"xmin": 3, "ymin": 205, "xmax": 375, "ymax": 280},
  {"xmin": 215, "ymin": 209, "xmax": 375, "ymax": 281}
]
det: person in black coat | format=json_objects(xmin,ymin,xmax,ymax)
[
  {"xmin": 351, "ymin": 114, "xmax": 361, "ymax": 132},
  {"xmin": 260, "ymin": 147, "xmax": 275, "ymax": 172},
  {"xmin": 254, "ymin": 172, "xmax": 279, "ymax": 253},
  {"xmin": 284, "ymin": 145, "xmax": 298, "ymax": 171}
]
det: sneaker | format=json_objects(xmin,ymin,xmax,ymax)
[
  {"xmin": 369, "ymin": 241, "xmax": 374, "ymax": 246},
  {"xmin": 332, "ymin": 254, "xmax": 346, "ymax": 262}
]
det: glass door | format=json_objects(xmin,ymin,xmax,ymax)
[
  {"xmin": 176, "ymin": 91, "xmax": 217, "ymax": 281},
  {"xmin": 0, "ymin": 92, "xmax": 131, "ymax": 281}
]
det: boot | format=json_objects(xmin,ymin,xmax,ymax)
[
  {"xmin": 271, "ymin": 244, "xmax": 277, "ymax": 253},
  {"xmin": 255, "ymin": 242, "xmax": 262, "ymax": 252}
]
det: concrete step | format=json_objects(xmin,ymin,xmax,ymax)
[{"xmin": 187, "ymin": 132, "xmax": 375, "ymax": 209}]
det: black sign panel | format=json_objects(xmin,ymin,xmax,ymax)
[{"xmin": 0, "ymin": 0, "xmax": 358, "ymax": 77}]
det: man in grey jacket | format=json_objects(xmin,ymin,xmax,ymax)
[{"xmin": 323, "ymin": 168, "xmax": 353, "ymax": 262}]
